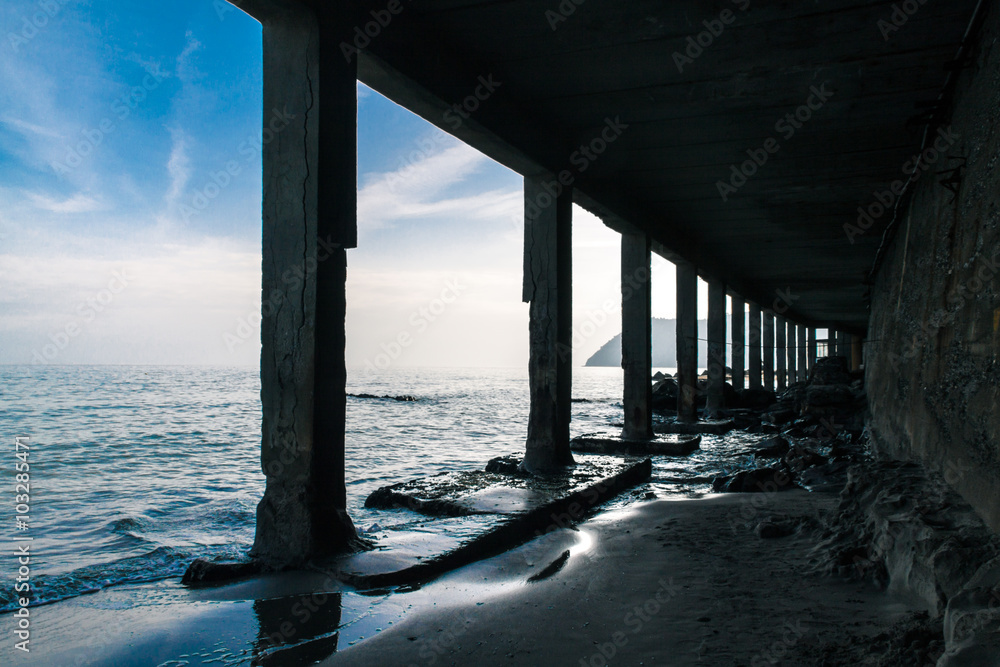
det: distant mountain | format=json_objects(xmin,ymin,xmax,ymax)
[{"xmin": 585, "ymin": 318, "xmax": 708, "ymax": 368}]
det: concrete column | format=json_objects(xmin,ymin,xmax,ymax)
[
  {"xmin": 797, "ymin": 325, "xmax": 807, "ymax": 382},
  {"xmin": 786, "ymin": 321, "xmax": 797, "ymax": 386},
  {"xmin": 731, "ymin": 296, "xmax": 745, "ymax": 391},
  {"xmin": 621, "ymin": 233, "xmax": 653, "ymax": 440},
  {"xmin": 705, "ymin": 279, "xmax": 727, "ymax": 418},
  {"xmin": 828, "ymin": 330, "xmax": 837, "ymax": 357},
  {"xmin": 808, "ymin": 328, "xmax": 818, "ymax": 369},
  {"xmin": 522, "ymin": 176, "xmax": 574, "ymax": 473},
  {"xmin": 251, "ymin": 0, "xmax": 361, "ymax": 565},
  {"xmin": 775, "ymin": 315, "xmax": 787, "ymax": 392},
  {"xmin": 676, "ymin": 261, "xmax": 698, "ymax": 422},
  {"xmin": 838, "ymin": 331, "xmax": 850, "ymax": 359},
  {"xmin": 762, "ymin": 310, "xmax": 775, "ymax": 391},
  {"xmin": 851, "ymin": 335, "xmax": 864, "ymax": 371},
  {"xmin": 748, "ymin": 303, "xmax": 762, "ymax": 390}
]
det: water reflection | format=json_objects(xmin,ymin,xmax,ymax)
[{"xmin": 252, "ymin": 591, "xmax": 343, "ymax": 665}]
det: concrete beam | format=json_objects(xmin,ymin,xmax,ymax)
[
  {"xmin": 797, "ymin": 325, "xmax": 808, "ymax": 383},
  {"xmin": 522, "ymin": 177, "xmax": 574, "ymax": 473},
  {"xmin": 705, "ymin": 279, "xmax": 727, "ymax": 418},
  {"xmin": 762, "ymin": 310, "xmax": 775, "ymax": 392},
  {"xmin": 621, "ymin": 233, "xmax": 654, "ymax": 440},
  {"xmin": 676, "ymin": 261, "xmax": 698, "ymax": 422},
  {"xmin": 731, "ymin": 296, "xmax": 745, "ymax": 391},
  {"xmin": 775, "ymin": 315, "xmax": 787, "ymax": 392},
  {"xmin": 748, "ymin": 303, "xmax": 762, "ymax": 390},
  {"xmin": 251, "ymin": 0, "xmax": 361, "ymax": 566}
]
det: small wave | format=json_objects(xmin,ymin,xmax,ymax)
[
  {"xmin": 109, "ymin": 516, "xmax": 152, "ymax": 535},
  {"xmin": 0, "ymin": 544, "xmax": 242, "ymax": 613}
]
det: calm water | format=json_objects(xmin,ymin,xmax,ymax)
[{"xmin": 0, "ymin": 365, "xmax": 752, "ymax": 612}]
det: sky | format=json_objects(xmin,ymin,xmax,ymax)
[{"xmin": 0, "ymin": 0, "xmax": 706, "ymax": 368}]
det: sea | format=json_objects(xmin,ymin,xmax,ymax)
[{"xmin": 0, "ymin": 365, "xmax": 756, "ymax": 614}]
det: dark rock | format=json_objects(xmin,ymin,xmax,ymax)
[
  {"xmin": 808, "ymin": 356, "xmax": 851, "ymax": 386},
  {"xmin": 486, "ymin": 455, "xmax": 527, "ymax": 476},
  {"xmin": 764, "ymin": 408, "xmax": 796, "ymax": 425},
  {"xmin": 737, "ymin": 387, "xmax": 777, "ymax": 410},
  {"xmin": 755, "ymin": 518, "xmax": 798, "ymax": 539},
  {"xmin": 717, "ymin": 466, "xmax": 796, "ymax": 493},
  {"xmin": 754, "ymin": 435, "xmax": 791, "ymax": 459},
  {"xmin": 182, "ymin": 558, "xmax": 263, "ymax": 585},
  {"xmin": 784, "ymin": 443, "xmax": 827, "ymax": 473},
  {"xmin": 804, "ymin": 384, "xmax": 855, "ymax": 410}
]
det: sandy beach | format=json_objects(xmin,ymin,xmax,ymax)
[{"xmin": 19, "ymin": 489, "xmax": 927, "ymax": 666}]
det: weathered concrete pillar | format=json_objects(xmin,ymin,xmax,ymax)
[
  {"xmin": 807, "ymin": 328, "xmax": 818, "ymax": 368},
  {"xmin": 705, "ymin": 279, "xmax": 727, "ymax": 418},
  {"xmin": 522, "ymin": 176, "xmax": 574, "ymax": 473},
  {"xmin": 621, "ymin": 233, "xmax": 653, "ymax": 440},
  {"xmin": 786, "ymin": 321, "xmax": 797, "ymax": 386},
  {"xmin": 762, "ymin": 310, "xmax": 775, "ymax": 391},
  {"xmin": 837, "ymin": 331, "xmax": 850, "ymax": 359},
  {"xmin": 775, "ymin": 315, "xmax": 787, "ymax": 392},
  {"xmin": 797, "ymin": 325, "xmax": 807, "ymax": 382},
  {"xmin": 748, "ymin": 303, "xmax": 762, "ymax": 390},
  {"xmin": 731, "ymin": 296, "xmax": 745, "ymax": 391},
  {"xmin": 676, "ymin": 261, "xmax": 698, "ymax": 422},
  {"xmin": 251, "ymin": 0, "xmax": 362, "ymax": 565},
  {"xmin": 828, "ymin": 330, "xmax": 838, "ymax": 357}
]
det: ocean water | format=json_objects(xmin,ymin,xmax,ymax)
[{"xmin": 0, "ymin": 365, "xmax": 753, "ymax": 613}]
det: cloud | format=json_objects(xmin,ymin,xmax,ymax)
[
  {"xmin": 0, "ymin": 116, "xmax": 63, "ymax": 140},
  {"xmin": 164, "ymin": 128, "xmax": 190, "ymax": 211},
  {"xmin": 24, "ymin": 192, "xmax": 103, "ymax": 213},
  {"xmin": 357, "ymin": 141, "xmax": 521, "ymax": 232}
]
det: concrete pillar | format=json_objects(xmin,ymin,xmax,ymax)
[
  {"xmin": 797, "ymin": 325, "xmax": 807, "ymax": 382},
  {"xmin": 828, "ymin": 330, "xmax": 837, "ymax": 357},
  {"xmin": 838, "ymin": 331, "xmax": 850, "ymax": 359},
  {"xmin": 705, "ymin": 279, "xmax": 727, "ymax": 418},
  {"xmin": 748, "ymin": 303, "xmax": 762, "ymax": 390},
  {"xmin": 851, "ymin": 335, "xmax": 864, "ymax": 371},
  {"xmin": 775, "ymin": 315, "xmax": 787, "ymax": 392},
  {"xmin": 522, "ymin": 176, "xmax": 574, "ymax": 473},
  {"xmin": 251, "ymin": 0, "xmax": 361, "ymax": 565},
  {"xmin": 807, "ymin": 328, "xmax": 818, "ymax": 369},
  {"xmin": 731, "ymin": 296, "xmax": 745, "ymax": 391},
  {"xmin": 786, "ymin": 321, "xmax": 797, "ymax": 386},
  {"xmin": 676, "ymin": 261, "xmax": 698, "ymax": 422},
  {"xmin": 762, "ymin": 310, "xmax": 775, "ymax": 391},
  {"xmin": 621, "ymin": 233, "xmax": 653, "ymax": 440}
]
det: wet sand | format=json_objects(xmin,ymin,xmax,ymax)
[{"xmin": 18, "ymin": 490, "xmax": 922, "ymax": 666}]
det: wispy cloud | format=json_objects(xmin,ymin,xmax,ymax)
[
  {"xmin": 164, "ymin": 128, "xmax": 190, "ymax": 211},
  {"xmin": 358, "ymin": 141, "xmax": 521, "ymax": 232},
  {"xmin": 25, "ymin": 191, "xmax": 103, "ymax": 213}
]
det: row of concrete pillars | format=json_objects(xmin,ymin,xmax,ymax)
[
  {"xmin": 520, "ymin": 174, "xmax": 863, "ymax": 472},
  {"xmin": 244, "ymin": 2, "xmax": 862, "ymax": 563}
]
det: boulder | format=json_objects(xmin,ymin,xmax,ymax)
[
  {"xmin": 808, "ymin": 356, "xmax": 852, "ymax": 386},
  {"xmin": 715, "ymin": 466, "xmax": 796, "ymax": 493},
  {"xmin": 753, "ymin": 435, "xmax": 791, "ymax": 459}
]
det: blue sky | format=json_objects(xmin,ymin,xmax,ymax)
[{"xmin": 0, "ymin": 0, "xmax": 695, "ymax": 368}]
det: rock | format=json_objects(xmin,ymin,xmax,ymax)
[
  {"xmin": 755, "ymin": 518, "xmax": 798, "ymax": 539},
  {"xmin": 940, "ymin": 556, "xmax": 1000, "ymax": 666},
  {"xmin": 754, "ymin": 435, "xmax": 791, "ymax": 459},
  {"xmin": 808, "ymin": 356, "xmax": 851, "ymax": 386},
  {"xmin": 717, "ymin": 466, "xmax": 796, "ymax": 493},
  {"xmin": 181, "ymin": 558, "xmax": 263, "ymax": 585},
  {"xmin": 764, "ymin": 408, "xmax": 795, "ymax": 425},
  {"xmin": 803, "ymin": 383, "xmax": 855, "ymax": 410},
  {"xmin": 737, "ymin": 387, "xmax": 777, "ymax": 410},
  {"xmin": 485, "ymin": 455, "xmax": 527, "ymax": 476},
  {"xmin": 784, "ymin": 443, "xmax": 827, "ymax": 473}
]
